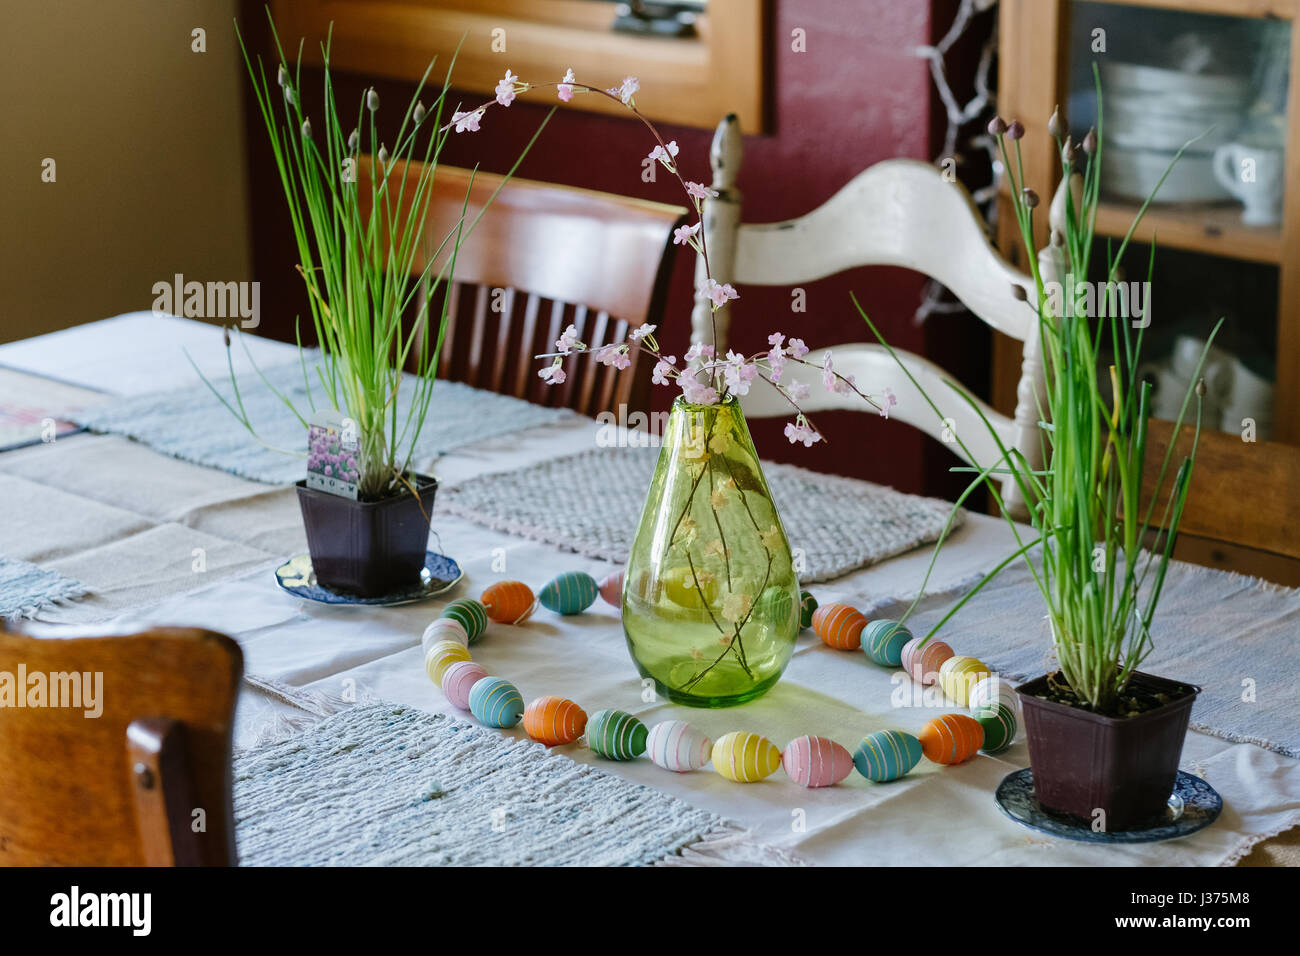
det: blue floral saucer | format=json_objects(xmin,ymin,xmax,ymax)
[
  {"xmin": 995, "ymin": 768, "xmax": 1222, "ymax": 844},
  {"xmin": 274, "ymin": 551, "xmax": 462, "ymax": 607}
]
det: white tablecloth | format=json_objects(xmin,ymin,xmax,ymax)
[{"xmin": 4, "ymin": 313, "xmax": 1297, "ymax": 866}]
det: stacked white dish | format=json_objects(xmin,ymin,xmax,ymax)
[{"xmin": 1100, "ymin": 61, "xmax": 1248, "ymax": 203}]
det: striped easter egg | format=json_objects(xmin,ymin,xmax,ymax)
[
  {"xmin": 421, "ymin": 617, "xmax": 468, "ymax": 655},
  {"xmin": 974, "ymin": 701, "xmax": 1017, "ymax": 753},
  {"xmin": 919, "ymin": 713, "xmax": 985, "ymax": 765},
  {"xmin": 441, "ymin": 598, "xmax": 488, "ymax": 644},
  {"xmin": 811, "ymin": 603, "xmax": 868, "ymax": 651},
  {"xmin": 798, "ymin": 591, "xmax": 818, "ymax": 629},
  {"xmin": 440, "ymin": 660, "xmax": 488, "ymax": 710},
  {"xmin": 711, "ymin": 732, "xmax": 781, "ymax": 783},
  {"xmin": 782, "ymin": 735, "xmax": 853, "ymax": 788},
  {"xmin": 900, "ymin": 636, "xmax": 954, "ymax": 685},
  {"xmin": 424, "ymin": 640, "xmax": 472, "ymax": 687},
  {"xmin": 586, "ymin": 709, "xmax": 647, "ymax": 760},
  {"xmin": 756, "ymin": 585, "xmax": 796, "ymax": 633},
  {"xmin": 853, "ymin": 730, "xmax": 923, "ymax": 782},
  {"xmin": 969, "ymin": 675, "xmax": 1021, "ymax": 716},
  {"xmin": 539, "ymin": 571, "xmax": 599, "ymax": 615},
  {"xmin": 468, "ymin": 677, "xmax": 524, "ymax": 728},
  {"xmin": 523, "ymin": 696, "xmax": 587, "ymax": 746},
  {"xmin": 939, "ymin": 655, "xmax": 991, "ymax": 707},
  {"xmin": 863, "ymin": 619, "xmax": 911, "ymax": 667},
  {"xmin": 598, "ymin": 570, "xmax": 624, "ymax": 608},
  {"xmin": 646, "ymin": 720, "xmax": 712, "ymax": 772},
  {"xmin": 480, "ymin": 580, "xmax": 537, "ymax": 625}
]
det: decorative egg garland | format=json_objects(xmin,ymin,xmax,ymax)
[{"xmin": 421, "ymin": 571, "xmax": 1019, "ymax": 789}]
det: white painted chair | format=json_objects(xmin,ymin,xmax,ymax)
[{"xmin": 691, "ymin": 115, "xmax": 1052, "ymax": 517}]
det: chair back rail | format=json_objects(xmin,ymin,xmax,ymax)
[
  {"xmin": 691, "ymin": 116, "xmax": 1044, "ymax": 514},
  {"xmin": 0, "ymin": 627, "xmax": 241, "ymax": 866},
  {"xmin": 360, "ymin": 159, "xmax": 685, "ymax": 418}
]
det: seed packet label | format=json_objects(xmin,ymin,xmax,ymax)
[{"xmin": 306, "ymin": 409, "xmax": 360, "ymax": 499}]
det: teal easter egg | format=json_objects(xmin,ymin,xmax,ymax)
[
  {"xmin": 539, "ymin": 571, "xmax": 599, "ymax": 615},
  {"xmin": 863, "ymin": 619, "xmax": 911, "ymax": 667},
  {"xmin": 468, "ymin": 677, "xmax": 524, "ymax": 728},
  {"xmin": 441, "ymin": 598, "xmax": 489, "ymax": 644},
  {"xmin": 798, "ymin": 591, "xmax": 818, "ymax": 629},
  {"xmin": 586, "ymin": 709, "xmax": 647, "ymax": 760},
  {"xmin": 974, "ymin": 701, "xmax": 1017, "ymax": 753},
  {"xmin": 853, "ymin": 730, "xmax": 922, "ymax": 782}
]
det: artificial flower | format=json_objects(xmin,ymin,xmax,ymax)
[
  {"xmin": 495, "ymin": 70, "xmax": 519, "ymax": 107},
  {"xmin": 685, "ymin": 181, "xmax": 719, "ymax": 200},
  {"xmin": 651, "ymin": 356, "xmax": 676, "ymax": 386},
  {"xmin": 452, "ymin": 108, "xmax": 483, "ymax": 133},
  {"xmin": 616, "ymin": 76, "xmax": 639, "ymax": 104},
  {"xmin": 673, "ymin": 221, "xmax": 700, "ymax": 246},
  {"xmin": 557, "ymin": 68, "xmax": 576, "ymax": 103},
  {"xmin": 648, "ymin": 140, "xmax": 679, "ymax": 168},
  {"xmin": 679, "ymin": 378, "xmax": 719, "ymax": 406},
  {"xmin": 629, "ymin": 323, "xmax": 656, "ymax": 342},
  {"xmin": 556, "ymin": 324, "xmax": 582, "ymax": 354},
  {"xmin": 699, "ymin": 277, "xmax": 739, "ymax": 309},
  {"xmin": 783, "ymin": 419, "xmax": 821, "ymax": 447},
  {"xmin": 684, "ymin": 342, "xmax": 714, "ymax": 364},
  {"xmin": 723, "ymin": 350, "xmax": 758, "ymax": 396},
  {"xmin": 538, "ymin": 361, "xmax": 566, "ymax": 385},
  {"xmin": 879, "ymin": 386, "xmax": 898, "ymax": 419},
  {"xmin": 593, "ymin": 344, "xmax": 631, "ymax": 370},
  {"xmin": 786, "ymin": 337, "xmax": 809, "ymax": 358}
]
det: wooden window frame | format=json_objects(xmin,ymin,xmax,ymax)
[{"xmin": 267, "ymin": 0, "xmax": 766, "ymax": 132}]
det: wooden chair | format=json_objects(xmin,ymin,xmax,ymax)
[
  {"xmin": 690, "ymin": 117, "xmax": 1046, "ymax": 516},
  {"xmin": 361, "ymin": 159, "xmax": 687, "ymax": 418},
  {"xmin": 0, "ymin": 626, "xmax": 242, "ymax": 866}
]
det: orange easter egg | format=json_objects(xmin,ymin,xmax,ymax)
[
  {"xmin": 919, "ymin": 713, "xmax": 985, "ymax": 765},
  {"xmin": 481, "ymin": 580, "xmax": 537, "ymax": 624},
  {"xmin": 811, "ymin": 603, "xmax": 868, "ymax": 650},
  {"xmin": 523, "ymin": 696, "xmax": 588, "ymax": 747}
]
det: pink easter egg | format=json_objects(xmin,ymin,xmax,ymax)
[
  {"xmin": 598, "ymin": 570, "xmax": 624, "ymax": 608},
  {"xmin": 781, "ymin": 734, "xmax": 853, "ymax": 788},
  {"xmin": 441, "ymin": 660, "xmax": 488, "ymax": 711},
  {"xmin": 900, "ymin": 636, "xmax": 954, "ymax": 685}
]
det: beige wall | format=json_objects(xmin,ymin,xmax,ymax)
[{"xmin": 0, "ymin": 0, "xmax": 251, "ymax": 344}]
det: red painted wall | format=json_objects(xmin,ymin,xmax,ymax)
[{"xmin": 244, "ymin": 0, "xmax": 989, "ymax": 499}]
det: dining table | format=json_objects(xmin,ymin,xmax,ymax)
[{"xmin": 2, "ymin": 311, "xmax": 1297, "ymax": 867}]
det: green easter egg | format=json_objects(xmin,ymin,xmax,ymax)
[
  {"xmin": 798, "ymin": 591, "xmax": 818, "ymax": 629},
  {"xmin": 974, "ymin": 701, "xmax": 1017, "ymax": 753},
  {"xmin": 441, "ymin": 598, "xmax": 488, "ymax": 643},
  {"xmin": 587, "ymin": 709, "xmax": 647, "ymax": 760},
  {"xmin": 863, "ymin": 619, "xmax": 911, "ymax": 667}
]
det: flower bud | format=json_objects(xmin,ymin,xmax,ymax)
[
  {"xmin": 347, "ymin": 128, "xmax": 360, "ymax": 152},
  {"xmin": 1051, "ymin": 229, "xmax": 1064, "ymax": 247},
  {"xmin": 413, "ymin": 102, "xmax": 426, "ymax": 124},
  {"xmin": 988, "ymin": 116, "xmax": 1008, "ymax": 136},
  {"xmin": 1047, "ymin": 106, "xmax": 1064, "ymax": 138},
  {"xmin": 366, "ymin": 87, "xmax": 379, "ymax": 112},
  {"xmin": 1023, "ymin": 187, "xmax": 1040, "ymax": 208},
  {"xmin": 1007, "ymin": 120, "xmax": 1025, "ymax": 141},
  {"xmin": 284, "ymin": 86, "xmax": 296, "ymax": 107},
  {"xmin": 378, "ymin": 145, "xmax": 389, "ymax": 166},
  {"xmin": 1083, "ymin": 127, "xmax": 1097, "ymax": 155},
  {"xmin": 1196, "ymin": 378, "xmax": 1207, "ymax": 398},
  {"xmin": 301, "ymin": 117, "xmax": 312, "ymax": 139},
  {"xmin": 277, "ymin": 64, "xmax": 289, "ymax": 88},
  {"xmin": 1063, "ymin": 135, "xmax": 1077, "ymax": 164},
  {"xmin": 1011, "ymin": 283, "xmax": 1028, "ymax": 302}
]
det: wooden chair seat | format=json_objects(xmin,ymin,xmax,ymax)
[{"xmin": 0, "ymin": 626, "xmax": 241, "ymax": 866}]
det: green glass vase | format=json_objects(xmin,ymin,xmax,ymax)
[{"xmin": 623, "ymin": 395, "xmax": 799, "ymax": 707}]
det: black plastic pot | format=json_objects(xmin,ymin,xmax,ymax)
[
  {"xmin": 1017, "ymin": 671, "xmax": 1199, "ymax": 832},
  {"xmin": 295, "ymin": 473, "xmax": 438, "ymax": 597}
]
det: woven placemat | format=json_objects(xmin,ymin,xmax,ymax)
[
  {"xmin": 440, "ymin": 444, "xmax": 963, "ymax": 584},
  {"xmin": 71, "ymin": 359, "xmax": 574, "ymax": 485},
  {"xmin": 233, "ymin": 702, "xmax": 803, "ymax": 866}
]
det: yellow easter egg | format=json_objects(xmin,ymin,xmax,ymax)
[
  {"xmin": 939, "ymin": 655, "xmax": 990, "ymax": 707},
  {"xmin": 424, "ymin": 639, "xmax": 472, "ymax": 688},
  {"xmin": 711, "ymin": 731, "xmax": 781, "ymax": 783},
  {"xmin": 661, "ymin": 565, "xmax": 719, "ymax": 610}
]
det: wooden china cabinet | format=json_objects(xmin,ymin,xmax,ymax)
[{"xmin": 994, "ymin": 0, "xmax": 1300, "ymax": 584}]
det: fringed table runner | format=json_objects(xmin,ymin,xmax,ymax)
[
  {"xmin": 0, "ymin": 554, "xmax": 88, "ymax": 619},
  {"xmin": 439, "ymin": 444, "xmax": 963, "ymax": 584},
  {"xmin": 233, "ymin": 703, "xmax": 806, "ymax": 866},
  {"xmin": 71, "ymin": 360, "xmax": 574, "ymax": 485},
  {"xmin": 865, "ymin": 558, "xmax": 1300, "ymax": 759}
]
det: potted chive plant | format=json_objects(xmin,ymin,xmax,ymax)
[
  {"xmin": 206, "ymin": 17, "xmax": 541, "ymax": 596},
  {"xmin": 864, "ymin": 71, "xmax": 1220, "ymax": 830}
]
